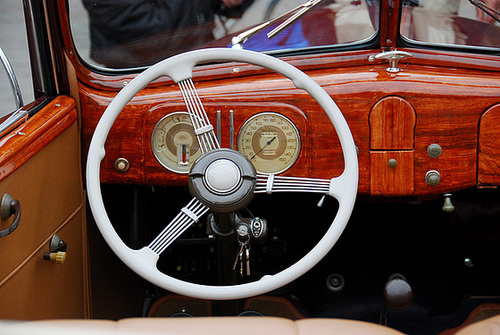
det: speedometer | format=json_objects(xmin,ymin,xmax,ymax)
[{"xmin": 237, "ymin": 113, "xmax": 301, "ymax": 174}]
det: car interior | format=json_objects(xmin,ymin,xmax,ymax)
[{"xmin": 0, "ymin": 0, "xmax": 499, "ymax": 334}]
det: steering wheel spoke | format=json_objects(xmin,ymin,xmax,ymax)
[
  {"xmin": 149, "ymin": 198, "xmax": 209, "ymax": 255},
  {"xmin": 255, "ymin": 173, "xmax": 331, "ymax": 194},
  {"xmin": 178, "ymin": 78, "xmax": 220, "ymax": 154}
]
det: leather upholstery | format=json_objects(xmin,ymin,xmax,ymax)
[
  {"xmin": 5, "ymin": 314, "xmax": 500, "ymax": 335},
  {"xmin": 2, "ymin": 317, "xmax": 404, "ymax": 335},
  {"xmin": 454, "ymin": 315, "xmax": 500, "ymax": 335}
]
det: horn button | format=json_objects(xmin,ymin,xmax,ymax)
[{"xmin": 188, "ymin": 149, "xmax": 257, "ymax": 213}]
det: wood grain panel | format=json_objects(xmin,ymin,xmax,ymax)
[
  {"xmin": 370, "ymin": 151, "xmax": 414, "ymax": 196},
  {"xmin": 80, "ymin": 89, "xmax": 146, "ymax": 185},
  {"xmin": 78, "ymin": 61, "xmax": 500, "ymax": 198},
  {"xmin": 370, "ymin": 96, "xmax": 415, "ymax": 150},
  {"xmin": 479, "ymin": 104, "xmax": 500, "ymax": 186},
  {"xmin": 0, "ymin": 96, "xmax": 77, "ymax": 182}
]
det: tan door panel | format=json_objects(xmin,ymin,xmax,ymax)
[{"xmin": 0, "ymin": 97, "xmax": 88, "ymax": 319}]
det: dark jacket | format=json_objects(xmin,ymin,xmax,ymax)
[{"xmin": 83, "ymin": 0, "xmax": 251, "ymax": 68}]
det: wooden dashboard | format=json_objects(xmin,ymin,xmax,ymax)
[{"xmin": 77, "ymin": 50, "xmax": 500, "ymax": 200}]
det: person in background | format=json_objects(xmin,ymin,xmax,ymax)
[{"xmin": 82, "ymin": 0, "xmax": 253, "ymax": 68}]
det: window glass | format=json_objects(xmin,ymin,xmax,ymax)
[
  {"xmin": 70, "ymin": 0, "xmax": 380, "ymax": 70},
  {"xmin": 400, "ymin": 0, "xmax": 500, "ymax": 49},
  {"xmin": 0, "ymin": 0, "xmax": 33, "ymax": 117}
]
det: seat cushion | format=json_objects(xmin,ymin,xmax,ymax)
[
  {"xmin": 455, "ymin": 315, "xmax": 500, "ymax": 335},
  {"xmin": 2, "ymin": 317, "xmax": 404, "ymax": 335}
]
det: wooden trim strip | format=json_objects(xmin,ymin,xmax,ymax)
[{"xmin": 0, "ymin": 96, "xmax": 76, "ymax": 182}]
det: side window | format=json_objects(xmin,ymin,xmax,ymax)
[
  {"xmin": 0, "ymin": 0, "xmax": 33, "ymax": 118},
  {"xmin": 400, "ymin": 0, "xmax": 500, "ymax": 49}
]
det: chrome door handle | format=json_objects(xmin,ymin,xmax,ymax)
[
  {"xmin": 368, "ymin": 50, "xmax": 413, "ymax": 73},
  {"xmin": 0, "ymin": 193, "xmax": 21, "ymax": 238}
]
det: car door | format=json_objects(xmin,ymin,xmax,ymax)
[{"xmin": 0, "ymin": 0, "xmax": 88, "ymax": 319}]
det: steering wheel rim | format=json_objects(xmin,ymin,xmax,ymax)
[{"xmin": 86, "ymin": 48, "xmax": 358, "ymax": 300}]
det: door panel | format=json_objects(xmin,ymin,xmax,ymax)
[
  {"xmin": 479, "ymin": 104, "xmax": 500, "ymax": 186},
  {"xmin": 0, "ymin": 96, "xmax": 88, "ymax": 319}
]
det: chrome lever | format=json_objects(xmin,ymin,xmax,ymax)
[{"xmin": 368, "ymin": 50, "xmax": 413, "ymax": 73}]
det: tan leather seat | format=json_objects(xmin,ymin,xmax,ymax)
[
  {"xmin": 5, "ymin": 314, "xmax": 500, "ymax": 335},
  {"xmin": 2, "ymin": 317, "xmax": 404, "ymax": 335},
  {"xmin": 454, "ymin": 314, "xmax": 500, "ymax": 335}
]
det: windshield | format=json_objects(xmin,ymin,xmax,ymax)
[
  {"xmin": 400, "ymin": 0, "xmax": 500, "ymax": 50},
  {"xmin": 69, "ymin": 0, "xmax": 380, "ymax": 70}
]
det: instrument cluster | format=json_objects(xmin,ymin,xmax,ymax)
[{"xmin": 151, "ymin": 111, "xmax": 303, "ymax": 175}]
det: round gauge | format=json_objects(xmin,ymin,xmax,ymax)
[
  {"xmin": 151, "ymin": 112, "xmax": 201, "ymax": 174},
  {"xmin": 237, "ymin": 113, "xmax": 301, "ymax": 174}
]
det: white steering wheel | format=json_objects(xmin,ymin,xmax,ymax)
[{"xmin": 86, "ymin": 48, "xmax": 358, "ymax": 300}]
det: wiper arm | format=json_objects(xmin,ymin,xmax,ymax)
[
  {"xmin": 468, "ymin": 0, "xmax": 500, "ymax": 23},
  {"xmin": 267, "ymin": 0, "xmax": 323, "ymax": 39},
  {"xmin": 231, "ymin": 0, "xmax": 323, "ymax": 49}
]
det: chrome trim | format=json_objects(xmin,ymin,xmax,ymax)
[
  {"xmin": 0, "ymin": 46, "xmax": 24, "ymax": 109},
  {"xmin": 0, "ymin": 108, "xmax": 28, "ymax": 138},
  {"xmin": 0, "ymin": 45, "xmax": 27, "ymax": 138},
  {"xmin": 217, "ymin": 110, "xmax": 222, "ymax": 144},
  {"xmin": 229, "ymin": 109, "xmax": 234, "ymax": 150}
]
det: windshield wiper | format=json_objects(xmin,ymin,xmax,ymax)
[
  {"xmin": 231, "ymin": 0, "xmax": 323, "ymax": 49},
  {"xmin": 469, "ymin": 0, "xmax": 500, "ymax": 23}
]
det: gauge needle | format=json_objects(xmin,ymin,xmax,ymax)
[{"xmin": 250, "ymin": 136, "xmax": 276, "ymax": 160}]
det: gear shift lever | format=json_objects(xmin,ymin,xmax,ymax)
[{"xmin": 381, "ymin": 274, "xmax": 413, "ymax": 325}]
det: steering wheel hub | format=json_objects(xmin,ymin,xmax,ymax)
[
  {"xmin": 188, "ymin": 149, "xmax": 256, "ymax": 213},
  {"xmin": 204, "ymin": 159, "xmax": 242, "ymax": 194}
]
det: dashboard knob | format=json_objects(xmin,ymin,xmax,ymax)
[
  {"xmin": 425, "ymin": 170, "xmax": 441, "ymax": 186},
  {"xmin": 383, "ymin": 274, "xmax": 413, "ymax": 310},
  {"xmin": 114, "ymin": 158, "xmax": 130, "ymax": 172},
  {"xmin": 427, "ymin": 144, "xmax": 442, "ymax": 158},
  {"xmin": 442, "ymin": 194, "xmax": 455, "ymax": 213},
  {"xmin": 43, "ymin": 251, "xmax": 67, "ymax": 265}
]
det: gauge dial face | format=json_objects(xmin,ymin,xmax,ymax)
[
  {"xmin": 151, "ymin": 112, "xmax": 201, "ymax": 174},
  {"xmin": 237, "ymin": 113, "xmax": 301, "ymax": 174}
]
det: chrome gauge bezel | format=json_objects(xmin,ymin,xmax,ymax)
[
  {"xmin": 151, "ymin": 111, "xmax": 201, "ymax": 174},
  {"xmin": 236, "ymin": 112, "xmax": 301, "ymax": 174}
]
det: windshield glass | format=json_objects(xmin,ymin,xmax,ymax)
[
  {"xmin": 70, "ymin": 0, "xmax": 380, "ymax": 70},
  {"xmin": 400, "ymin": 0, "xmax": 500, "ymax": 50}
]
